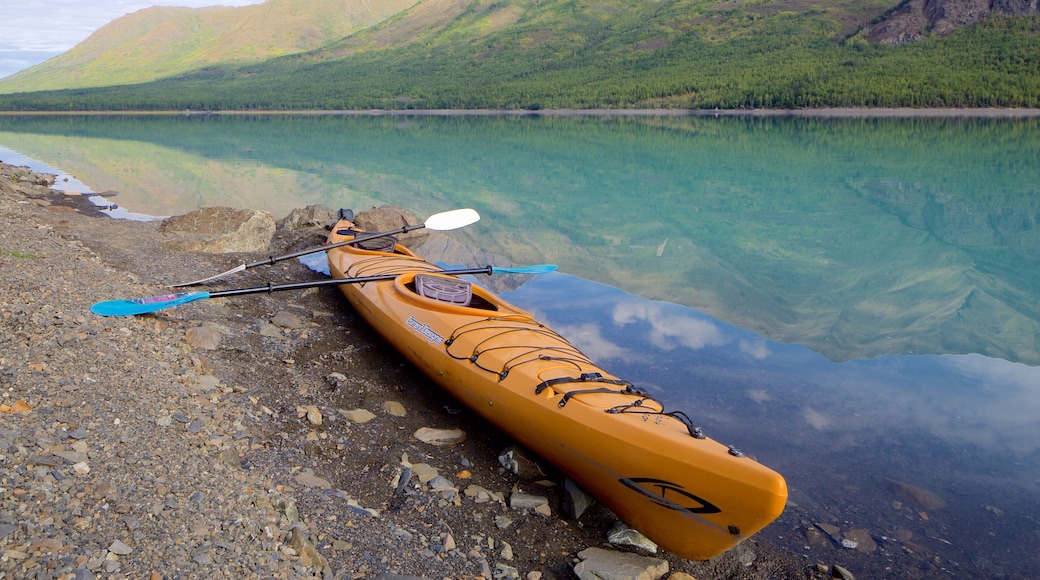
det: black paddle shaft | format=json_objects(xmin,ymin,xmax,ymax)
[
  {"xmin": 209, "ymin": 266, "xmax": 494, "ymax": 298},
  {"xmin": 244, "ymin": 222, "xmax": 428, "ymax": 269}
]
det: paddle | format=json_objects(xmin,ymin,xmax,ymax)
[
  {"xmin": 172, "ymin": 208, "xmax": 481, "ymax": 287},
  {"xmin": 91, "ymin": 264, "xmax": 558, "ymax": 316}
]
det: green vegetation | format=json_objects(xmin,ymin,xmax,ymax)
[
  {"xmin": 0, "ymin": 248, "xmax": 43, "ymax": 259},
  {"xmin": 0, "ymin": 0, "xmax": 1036, "ymax": 111}
]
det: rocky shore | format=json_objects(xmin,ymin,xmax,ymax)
[{"xmin": 0, "ymin": 161, "xmax": 820, "ymax": 580}]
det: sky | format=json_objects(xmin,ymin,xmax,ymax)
[{"xmin": 0, "ymin": 0, "xmax": 266, "ymax": 80}]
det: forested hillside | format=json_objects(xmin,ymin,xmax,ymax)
[{"xmin": 0, "ymin": 0, "xmax": 1038, "ymax": 110}]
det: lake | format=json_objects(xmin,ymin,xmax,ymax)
[{"xmin": 2, "ymin": 113, "xmax": 1038, "ymax": 578}]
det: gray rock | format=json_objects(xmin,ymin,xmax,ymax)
[
  {"xmin": 353, "ymin": 206, "xmax": 426, "ymax": 244},
  {"xmin": 288, "ymin": 523, "xmax": 328, "ymax": 569},
  {"xmin": 607, "ymin": 521, "xmax": 658, "ymax": 553},
  {"xmin": 509, "ymin": 492, "xmax": 548, "ymax": 511},
  {"xmin": 560, "ymin": 478, "xmax": 595, "ymax": 519},
  {"xmin": 572, "ymin": 547, "xmax": 668, "ymax": 580},
  {"xmin": 280, "ymin": 205, "xmax": 335, "ymax": 230},
  {"xmin": 0, "ymin": 523, "xmax": 18, "ymax": 540},
  {"xmin": 427, "ymin": 475, "xmax": 457, "ymax": 497},
  {"xmin": 276, "ymin": 500, "xmax": 299, "ymax": 523},
  {"xmin": 108, "ymin": 539, "xmax": 133, "ymax": 555},
  {"xmin": 271, "ymin": 311, "xmax": 306, "ymax": 329},
  {"xmin": 159, "ymin": 207, "xmax": 275, "ymax": 253},
  {"xmin": 295, "ymin": 469, "xmax": 332, "ymax": 489},
  {"xmin": 495, "ymin": 563, "xmax": 520, "ymax": 579},
  {"xmin": 832, "ymin": 564, "xmax": 855, "ymax": 580},
  {"xmin": 51, "ymin": 450, "xmax": 89, "ymax": 464},
  {"xmin": 498, "ymin": 445, "xmax": 546, "ymax": 479}
]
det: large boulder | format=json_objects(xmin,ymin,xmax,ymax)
[
  {"xmin": 353, "ymin": 206, "xmax": 428, "ymax": 245},
  {"xmin": 279, "ymin": 204, "xmax": 336, "ymax": 231},
  {"xmin": 159, "ymin": 206, "xmax": 275, "ymax": 253}
]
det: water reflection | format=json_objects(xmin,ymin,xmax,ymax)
[
  {"xmin": 1, "ymin": 114, "xmax": 1037, "ymax": 367},
  {"xmin": 0, "ymin": 144, "xmax": 162, "ymax": 221},
  {"xmin": 504, "ymin": 272, "xmax": 1040, "ymax": 577}
]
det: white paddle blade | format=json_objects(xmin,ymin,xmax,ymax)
[{"xmin": 424, "ymin": 208, "xmax": 479, "ymax": 231}]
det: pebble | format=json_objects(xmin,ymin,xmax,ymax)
[
  {"xmin": 108, "ymin": 540, "xmax": 133, "ymax": 555},
  {"xmin": 842, "ymin": 529, "xmax": 877, "ymax": 553},
  {"xmin": 414, "ymin": 427, "xmax": 466, "ymax": 445},
  {"xmin": 185, "ymin": 325, "xmax": 221, "ymax": 349},
  {"xmin": 295, "ymin": 469, "xmax": 332, "ymax": 489},
  {"xmin": 381, "ymin": 400, "xmax": 407, "ymax": 416},
  {"xmin": 341, "ymin": 408, "xmax": 376, "ymax": 423},
  {"xmin": 412, "ymin": 463, "xmax": 439, "ymax": 483}
]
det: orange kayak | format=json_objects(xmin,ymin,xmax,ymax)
[{"xmin": 326, "ymin": 216, "xmax": 787, "ymax": 560}]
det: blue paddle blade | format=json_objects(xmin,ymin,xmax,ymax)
[
  {"xmin": 490, "ymin": 264, "xmax": 558, "ymax": 274},
  {"xmin": 90, "ymin": 291, "xmax": 211, "ymax": 316}
]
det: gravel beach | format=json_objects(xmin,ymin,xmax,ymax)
[{"xmin": 0, "ymin": 161, "xmax": 820, "ymax": 580}]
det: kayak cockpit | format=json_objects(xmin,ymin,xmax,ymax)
[{"xmin": 395, "ymin": 272, "xmax": 502, "ymax": 313}]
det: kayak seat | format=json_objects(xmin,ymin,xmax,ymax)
[{"xmin": 415, "ymin": 274, "xmax": 472, "ymax": 306}]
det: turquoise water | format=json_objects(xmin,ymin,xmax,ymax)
[{"xmin": 2, "ymin": 114, "xmax": 1038, "ymax": 577}]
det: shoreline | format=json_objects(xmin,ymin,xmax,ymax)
[
  {"xmin": 1, "ymin": 106, "xmax": 1040, "ymax": 118},
  {"xmin": 1, "ymin": 162, "xmax": 829, "ymax": 579}
]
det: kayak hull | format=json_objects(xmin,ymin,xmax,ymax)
[{"xmin": 326, "ymin": 219, "xmax": 787, "ymax": 560}]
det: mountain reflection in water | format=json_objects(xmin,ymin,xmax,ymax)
[{"xmin": 503, "ymin": 272, "xmax": 1040, "ymax": 578}]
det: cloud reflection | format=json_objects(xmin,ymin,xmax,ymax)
[
  {"xmin": 612, "ymin": 300, "xmax": 727, "ymax": 351},
  {"xmin": 739, "ymin": 339, "xmax": 771, "ymax": 360},
  {"xmin": 802, "ymin": 407, "xmax": 832, "ymax": 430},
  {"xmin": 552, "ymin": 322, "xmax": 632, "ymax": 363}
]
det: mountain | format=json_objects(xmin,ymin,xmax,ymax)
[
  {"xmin": 0, "ymin": 0, "xmax": 416, "ymax": 93},
  {"xmin": 0, "ymin": 0, "xmax": 1038, "ymax": 109}
]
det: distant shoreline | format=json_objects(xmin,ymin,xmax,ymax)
[{"xmin": 1, "ymin": 107, "xmax": 1040, "ymax": 118}]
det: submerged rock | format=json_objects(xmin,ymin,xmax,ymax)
[{"xmin": 876, "ymin": 476, "xmax": 947, "ymax": 510}]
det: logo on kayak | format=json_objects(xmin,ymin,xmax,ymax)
[
  {"xmin": 407, "ymin": 316, "xmax": 445, "ymax": 344},
  {"xmin": 619, "ymin": 477, "xmax": 721, "ymax": 514}
]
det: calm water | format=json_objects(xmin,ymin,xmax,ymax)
[{"xmin": 2, "ymin": 114, "xmax": 1038, "ymax": 577}]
